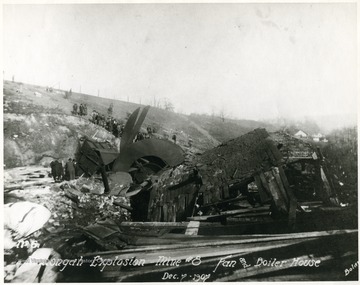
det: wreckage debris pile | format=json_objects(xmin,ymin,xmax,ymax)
[
  {"xmin": 145, "ymin": 129, "xmax": 286, "ymax": 222},
  {"xmin": 196, "ymin": 129, "xmax": 282, "ymax": 203},
  {"xmin": 4, "ymin": 168, "xmax": 132, "ymax": 282},
  {"xmin": 60, "ymin": 178, "xmax": 131, "ymax": 226}
]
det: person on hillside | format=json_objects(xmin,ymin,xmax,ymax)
[
  {"xmin": 147, "ymin": 126, "xmax": 152, "ymax": 137},
  {"xmin": 91, "ymin": 110, "xmax": 97, "ymax": 123},
  {"xmin": 112, "ymin": 119, "xmax": 118, "ymax": 137},
  {"xmin": 72, "ymin": 103, "xmax": 78, "ymax": 115},
  {"xmin": 83, "ymin": 104, "xmax": 88, "ymax": 116},
  {"xmin": 95, "ymin": 112, "xmax": 99, "ymax": 125},
  {"xmin": 172, "ymin": 134, "xmax": 177, "ymax": 144},
  {"xmin": 136, "ymin": 132, "xmax": 144, "ymax": 142},
  {"xmin": 108, "ymin": 117, "xmax": 114, "ymax": 133},
  {"xmin": 117, "ymin": 124, "xmax": 123, "ymax": 138},
  {"xmin": 79, "ymin": 104, "xmax": 84, "ymax": 116},
  {"xmin": 55, "ymin": 160, "xmax": 64, "ymax": 181},
  {"xmin": 73, "ymin": 158, "xmax": 79, "ymax": 178},
  {"xmin": 50, "ymin": 160, "xmax": 63, "ymax": 182},
  {"xmin": 65, "ymin": 158, "xmax": 76, "ymax": 181}
]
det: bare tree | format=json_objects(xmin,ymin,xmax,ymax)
[
  {"xmin": 164, "ymin": 98, "xmax": 175, "ymax": 112},
  {"xmin": 219, "ymin": 106, "xmax": 226, "ymax": 122}
]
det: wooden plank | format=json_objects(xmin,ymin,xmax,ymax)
[
  {"xmin": 80, "ymin": 229, "xmax": 357, "ymax": 257},
  {"xmin": 185, "ymin": 221, "xmax": 200, "ymax": 235},
  {"xmin": 288, "ymin": 198, "xmax": 297, "ymax": 229},
  {"xmin": 272, "ymin": 168, "xmax": 289, "ymax": 206},
  {"xmin": 156, "ymin": 206, "xmax": 162, "ymax": 222},
  {"xmin": 166, "ymin": 203, "xmax": 172, "ymax": 222},
  {"xmin": 83, "ymin": 224, "xmax": 119, "ymax": 240},
  {"xmin": 260, "ymin": 172, "xmax": 287, "ymax": 212},
  {"xmin": 320, "ymin": 166, "xmax": 332, "ymax": 197},
  {"xmin": 188, "ymin": 206, "xmax": 270, "ymax": 221},
  {"xmin": 232, "ymin": 212, "xmax": 271, "ymax": 218},
  {"xmin": 277, "ymin": 166, "xmax": 297, "ymax": 226},
  {"xmin": 171, "ymin": 204, "xmax": 176, "ymax": 222},
  {"xmin": 259, "ymin": 172, "xmax": 271, "ymax": 195},
  {"xmin": 223, "ymin": 184, "xmax": 230, "ymax": 199},
  {"xmin": 278, "ymin": 166, "xmax": 291, "ymax": 191},
  {"xmin": 200, "ymin": 195, "xmax": 247, "ymax": 209},
  {"xmin": 120, "ymin": 222, "xmax": 190, "ymax": 228},
  {"xmin": 254, "ymin": 175, "xmax": 271, "ymax": 203},
  {"xmin": 162, "ymin": 203, "xmax": 168, "ymax": 222}
]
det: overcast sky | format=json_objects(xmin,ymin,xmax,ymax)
[{"xmin": 3, "ymin": 3, "xmax": 357, "ymax": 122}]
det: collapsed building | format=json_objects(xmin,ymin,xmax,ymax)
[
  {"xmin": 74, "ymin": 106, "xmax": 351, "ymax": 232},
  {"xmin": 130, "ymin": 128, "xmax": 349, "ymax": 232}
]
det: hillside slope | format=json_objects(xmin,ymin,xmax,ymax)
[{"xmin": 3, "ymin": 80, "xmax": 274, "ymax": 168}]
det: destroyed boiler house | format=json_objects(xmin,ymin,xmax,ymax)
[
  {"xmin": 138, "ymin": 128, "xmax": 349, "ymax": 233},
  {"xmin": 77, "ymin": 107, "xmax": 352, "ymax": 233}
]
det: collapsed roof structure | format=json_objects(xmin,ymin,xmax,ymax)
[{"xmin": 135, "ymin": 128, "xmax": 343, "ymax": 232}]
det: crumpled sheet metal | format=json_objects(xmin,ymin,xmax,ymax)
[{"xmin": 113, "ymin": 138, "xmax": 185, "ymax": 172}]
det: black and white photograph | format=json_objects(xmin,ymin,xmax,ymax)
[{"xmin": 2, "ymin": 1, "xmax": 358, "ymax": 282}]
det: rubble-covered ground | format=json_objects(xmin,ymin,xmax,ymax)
[{"xmin": 3, "ymin": 166, "xmax": 132, "ymax": 282}]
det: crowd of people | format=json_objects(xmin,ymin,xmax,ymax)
[
  {"xmin": 72, "ymin": 103, "xmax": 88, "ymax": 116},
  {"xmin": 90, "ymin": 110, "xmax": 125, "ymax": 138},
  {"xmin": 50, "ymin": 158, "xmax": 79, "ymax": 182},
  {"xmin": 71, "ymin": 103, "xmax": 159, "ymax": 140}
]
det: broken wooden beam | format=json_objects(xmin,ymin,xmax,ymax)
[
  {"xmin": 184, "ymin": 221, "xmax": 200, "ymax": 235},
  {"xmin": 188, "ymin": 206, "xmax": 271, "ymax": 221},
  {"xmin": 199, "ymin": 195, "xmax": 248, "ymax": 209}
]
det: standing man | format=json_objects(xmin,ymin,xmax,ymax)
[
  {"xmin": 66, "ymin": 158, "xmax": 76, "ymax": 181},
  {"xmin": 50, "ymin": 160, "xmax": 57, "ymax": 182},
  {"xmin": 73, "ymin": 103, "xmax": 78, "ymax": 115}
]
